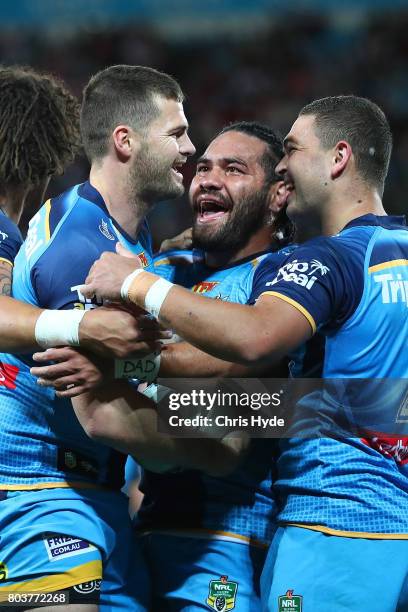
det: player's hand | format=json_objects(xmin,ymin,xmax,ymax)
[
  {"xmin": 31, "ymin": 347, "xmax": 107, "ymax": 398},
  {"xmin": 79, "ymin": 307, "xmax": 170, "ymax": 359},
  {"xmin": 159, "ymin": 227, "xmax": 193, "ymax": 253},
  {"xmin": 81, "ymin": 246, "xmax": 142, "ymax": 303}
]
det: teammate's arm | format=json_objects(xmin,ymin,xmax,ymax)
[
  {"xmin": 0, "ymin": 296, "xmax": 165, "ymax": 356},
  {"xmin": 82, "ymin": 249, "xmax": 312, "ymax": 366},
  {"xmin": 72, "ymin": 383, "xmax": 249, "ymax": 477}
]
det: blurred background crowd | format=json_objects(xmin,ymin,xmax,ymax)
[{"xmin": 1, "ymin": 0, "xmax": 407, "ymax": 248}]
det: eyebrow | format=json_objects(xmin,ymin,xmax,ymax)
[
  {"xmin": 283, "ymin": 136, "xmax": 297, "ymax": 150},
  {"xmin": 196, "ymin": 156, "xmax": 248, "ymax": 166}
]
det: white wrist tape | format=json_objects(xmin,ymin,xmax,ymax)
[
  {"xmin": 35, "ymin": 309, "xmax": 86, "ymax": 348},
  {"xmin": 144, "ymin": 278, "xmax": 174, "ymax": 319},
  {"xmin": 120, "ymin": 269, "xmax": 145, "ymax": 301},
  {"xmin": 115, "ymin": 350, "xmax": 161, "ymax": 384}
]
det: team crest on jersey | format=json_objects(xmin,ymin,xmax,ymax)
[
  {"xmin": 0, "ymin": 362, "xmax": 19, "ymax": 390},
  {"xmin": 0, "ymin": 562, "xmax": 8, "ymax": 581},
  {"xmin": 99, "ymin": 219, "xmax": 115, "ymax": 240},
  {"xmin": 206, "ymin": 575, "xmax": 238, "ymax": 611},
  {"xmin": 278, "ymin": 590, "xmax": 303, "ymax": 611},
  {"xmin": 193, "ymin": 281, "xmax": 220, "ymax": 294},
  {"xmin": 266, "ymin": 259, "xmax": 330, "ymax": 291},
  {"xmin": 138, "ymin": 252, "xmax": 149, "ymax": 267}
]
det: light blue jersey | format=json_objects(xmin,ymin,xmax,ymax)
[
  {"xmin": 0, "ymin": 180, "xmax": 153, "ymax": 490},
  {"xmin": 251, "ymin": 215, "xmax": 408, "ymax": 536}
]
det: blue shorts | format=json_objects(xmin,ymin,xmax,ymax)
[
  {"xmin": 0, "ymin": 487, "xmax": 150, "ymax": 610},
  {"xmin": 261, "ymin": 526, "xmax": 408, "ymax": 612},
  {"xmin": 140, "ymin": 531, "xmax": 268, "ymax": 611}
]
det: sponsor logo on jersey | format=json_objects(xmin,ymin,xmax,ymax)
[
  {"xmin": 0, "ymin": 362, "xmax": 19, "ymax": 390},
  {"xmin": 73, "ymin": 579, "xmax": 101, "ymax": 595},
  {"xmin": 278, "ymin": 590, "xmax": 303, "ymax": 611},
  {"xmin": 373, "ymin": 272, "xmax": 408, "ymax": 306},
  {"xmin": 42, "ymin": 534, "xmax": 96, "ymax": 562},
  {"xmin": 266, "ymin": 259, "xmax": 330, "ymax": 291},
  {"xmin": 138, "ymin": 252, "xmax": 149, "ymax": 267},
  {"xmin": 0, "ymin": 563, "xmax": 8, "ymax": 581},
  {"xmin": 99, "ymin": 219, "xmax": 115, "ymax": 240},
  {"xmin": 206, "ymin": 575, "xmax": 238, "ymax": 611},
  {"xmin": 362, "ymin": 435, "xmax": 408, "ymax": 465},
  {"xmin": 0, "ymin": 231, "xmax": 8, "ymax": 242},
  {"xmin": 192, "ymin": 281, "xmax": 220, "ymax": 294}
]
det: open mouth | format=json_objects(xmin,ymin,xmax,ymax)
[
  {"xmin": 195, "ymin": 198, "xmax": 230, "ymax": 223},
  {"xmin": 172, "ymin": 161, "xmax": 185, "ymax": 180}
]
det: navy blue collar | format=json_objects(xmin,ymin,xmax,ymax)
[
  {"xmin": 343, "ymin": 214, "xmax": 407, "ymax": 231},
  {"xmin": 77, "ymin": 181, "xmax": 142, "ymax": 245}
]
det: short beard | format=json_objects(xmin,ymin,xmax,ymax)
[
  {"xmin": 192, "ymin": 186, "xmax": 270, "ymax": 254},
  {"xmin": 128, "ymin": 145, "xmax": 184, "ymax": 204}
]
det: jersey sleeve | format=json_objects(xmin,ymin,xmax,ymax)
[
  {"xmin": 249, "ymin": 237, "xmax": 365, "ymax": 333},
  {"xmin": 0, "ymin": 215, "xmax": 23, "ymax": 266}
]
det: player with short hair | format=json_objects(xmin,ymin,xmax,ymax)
[
  {"xmin": 0, "ymin": 65, "xmax": 80, "ymax": 295},
  {"xmin": 0, "ymin": 64, "xmax": 196, "ymax": 611},
  {"xmin": 32, "ymin": 120, "xmax": 294, "ymax": 610},
  {"xmin": 82, "ymin": 96, "xmax": 408, "ymax": 611}
]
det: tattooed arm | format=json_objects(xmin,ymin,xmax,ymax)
[{"xmin": 0, "ymin": 260, "xmax": 12, "ymax": 296}]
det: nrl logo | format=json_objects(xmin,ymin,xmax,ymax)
[
  {"xmin": 99, "ymin": 219, "xmax": 115, "ymax": 240},
  {"xmin": 278, "ymin": 589, "xmax": 303, "ymax": 611},
  {"xmin": 206, "ymin": 575, "xmax": 238, "ymax": 611}
]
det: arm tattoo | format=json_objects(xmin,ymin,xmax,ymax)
[{"xmin": 0, "ymin": 261, "xmax": 12, "ymax": 296}]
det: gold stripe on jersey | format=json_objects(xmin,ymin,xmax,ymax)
[
  {"xmin": 368, "ymin": 258, "xmax": 408, "ymax": 273},
  {"xmin": 2, "ymin": 481, "xmax": 105, "ymax": 491},
  {"xmin": 286, "ymin": 522, "xmax": 408, "ymax": 539},
  {"xmin": 0, "ymin": 257, "xmax": 13, "ymax": 267},
  {"xmin": 260, "ymin": 291, "xmax": 317, "ymax": 334},
  {"xmin": 138, "ymin": 527, "xmax": 269, "ymax": 548},
  {"xmin": 0, "ymin": 560, "xmax": 102, "ymax": 598},
  {"xmin": 44, "ymin": 199, "xmax": 52, "ymax": 242}
]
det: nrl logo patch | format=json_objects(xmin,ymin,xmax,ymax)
[
  {"xmin": 278, "ymin": 589, "xmax": 303, "ymax": 611},
  {"xmin": 206, "ymin": 575, "xmax": 238, "ymax": 611}
]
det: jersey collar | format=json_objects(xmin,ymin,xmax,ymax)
[{"xmin": 343, "ymin": 214, "xmax": 407, "ymax": 231}]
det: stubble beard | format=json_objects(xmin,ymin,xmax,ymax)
[{"xmin": 129, "ymin": 146, "xmax": 184, "ymax": 205}]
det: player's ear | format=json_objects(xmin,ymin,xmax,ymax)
[
  {"xmin": 268, "ymin": 180, "xmax": 288, "ymax": 214},
  {"xmin": 331, "ymin": 141, "xmax": 352, "ymax": 179},
  {"xmin": 112, "ymin": 125, "xmax": 141, "ymax": 161}
]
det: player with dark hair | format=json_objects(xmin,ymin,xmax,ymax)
[
  {"xmin": 0, "ymin": 65, "xmax": 80, "ymax": 295},
  {"xmin": 31, "ymin": 120, "xmax": 293, "ymax": 610},
  {"xmin": 0, "ymin": 64, "xmax": 196, "ymax": 611},
  {"xmin": 82, "ymin": 95, "xmax": 408, "ymax": 611}
]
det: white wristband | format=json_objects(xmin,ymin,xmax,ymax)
[
  {"xmin": 120, "ymin": 269, "xmax": 145, "ymax": 301},
  {"xmin": 115, "ymin": 350, "xmax": 161, "ymax": 384},
  {"xmin": 35, "ymin": 309, "xmax": 86, "ymax": 348},
  {"xmin": 144, "ymin": 278, "xmax": 174, "ymax": 319}
]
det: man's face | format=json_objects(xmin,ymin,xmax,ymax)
[
  {"xmin": 131, "ymin": 95, "xmax": 195, "ymax": 202},
  {"xmin": 189, "ymin": 131, "xmax": 273, "ymax": 252},
  {"xmin": 276, "ymin": 114, "xmax": 330, "ymax": 221}
]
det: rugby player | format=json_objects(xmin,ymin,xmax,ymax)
[
  {"xmin": 33, "ymin": 121, "xmax": 294, "ymax": 611},
  {"xmin": 0, "ymin": 65, "xmax": 197, "ymax": 611},
  {"xmin": 81, "ymin": 96, "xmax": 408, "ymax": 611},
  {"xmin": 0, "ymin": 65, "xmax": 80, "ymax": 295}
]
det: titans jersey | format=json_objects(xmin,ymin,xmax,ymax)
[
  {"xmin": 0, "ymin": 210, "xmax": 23, "ymax": 266},
  {"xmin": 138, "ymin": 245, "xmax": 294, "ymax": 545},
  {"xmin": 250, "ymin": 214, "xmax": 408, "ymax": 535},
  {"xmin": 0, "ymin": 181, "xmax": 153, "ymax": 490}
]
